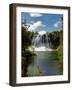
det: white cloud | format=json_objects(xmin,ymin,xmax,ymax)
[
  {"xmin": 28, "ymin": 21, "xmax": 46, "ymax": 31},
  {"xmin": 30, "ymin": 13, "xmax": 42, "ymax": 17},
  {"xmin": 54, "ymin": 20, "xmax": 62, "ymax": 28},
  {"xmin": 38, "ymin": 31, "xmax": 46, "ymax": 35},
  {"xmin": 54, "ymin": 23, "xmax": 58, "ymax": 28}
]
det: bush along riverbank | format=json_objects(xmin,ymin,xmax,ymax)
[
  {"xmin": 57, "ymin": 45, "xmax": 63, "ymax": 62},
  {"xmin": 56, "ymin": 44, "xmax": 63, "ymax": 74}
]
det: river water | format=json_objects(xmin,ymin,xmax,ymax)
[{"xmin": 27, "ymin": 51, "xmax": 63, "ymax": 76}]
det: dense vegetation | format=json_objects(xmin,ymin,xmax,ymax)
[
  {"xmin": 56, "ymin": 30, "xmax": 63, "ymax": 73},
  {"xmin": 21, "ymin": 26, "xmax": 38, "ymax": 77},
  {"xmin": 47, "ymin": 31, "xmax": 60, "ymax": 49}
]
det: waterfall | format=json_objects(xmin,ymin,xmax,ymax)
[{"xmin": 32, "ymin": 31, "xmax": 52, "ymax": 51}]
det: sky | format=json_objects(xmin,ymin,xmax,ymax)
[{"xmin": 21, "ymin": 12, "xmax": 63, "ymax": 32}]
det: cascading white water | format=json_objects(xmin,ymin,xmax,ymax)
[{"xmin": 32, "ymin": 31, "xmax": 52, "ymax": 51}]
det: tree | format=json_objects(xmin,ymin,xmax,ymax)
[
  {"xmin": 48, "ymin": 31, "xmax": 60, "ymax": 49},
  {"xmin": 22, "ymin": 26, "xmax": 32, "ymax": 55}
]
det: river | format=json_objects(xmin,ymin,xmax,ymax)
[{"xmin": 27, "ymin": 51, "xmax": 63, "ymax": 76}]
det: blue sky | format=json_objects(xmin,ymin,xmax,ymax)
[{"xmin": 21, "ymin": 12, "xmax": 63, "ymax": 32}]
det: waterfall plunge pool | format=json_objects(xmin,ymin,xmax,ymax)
[{"xmin": 26, "ymin": 51, "xmax": 63, "ymax": 77}]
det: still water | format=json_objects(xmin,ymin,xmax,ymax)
[{"xmin": 27, "ymin": 51, "xmax": 63, "ymax": 76}]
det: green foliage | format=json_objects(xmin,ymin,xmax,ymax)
[
  {"xmin": 47, "ymin": 30, "xmax": 63, "ymax": 49},
  {"xmin": 22, "ymin": 26, "xmax": 38, "ymax": 51},
  {"xmin": 56, "ymin": 30, "xmax": 63, "ymax": 62},
  {"xmin": 56, "ymin": 44, "xmax": 63, "ymax": 73},
  {"xmin": 48, "ymin": 31, "xmax": 60, "ymax": 49},
  {"xmin": 22, "ymin": 26, "xmax": 35, "ymax": 57},
  {"xmin": 60, "ymin": 30, "xmax": 63, "ymax": 45},
  {"xmin": 22, "ymin": 26, "xmax": 32, "ymax": 51},
  {"xmin": 57, "ymin": 45, "xmax": 63, "ymax": 62}
]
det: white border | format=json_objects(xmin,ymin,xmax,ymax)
[{"xmin": 16, "ymin": 7, "xmax": 68, "ymax": 83}]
